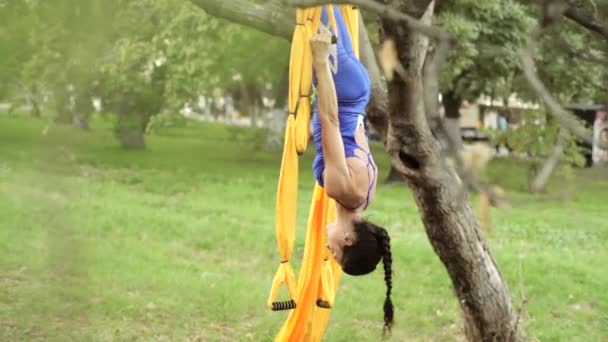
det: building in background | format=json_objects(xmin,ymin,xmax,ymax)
[
  {"xmin": 593, "ymin": 111, "xmax": 607, "ymax": 166},
  {"xmin": 456, "ymin": 94, "xmax": 537, "ymax": 146},
  {"xmin": 568, "ymin": 104, "xmax": 607, "ymax": 167}
]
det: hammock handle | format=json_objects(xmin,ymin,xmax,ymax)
[{"xmin": 271, "ymin": 300, "xmax": 297, "ymax": 311}]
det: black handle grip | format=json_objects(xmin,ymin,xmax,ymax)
[
  {"xmin": 316, "ymin": 300, "xmax": 331, "ymax": 309},
  {"xmin": 271, "ymin": 300, "xmax": 296, "ymax": 311},
  {"xmin": 331, "ymin": 35, "xmax": 338, "ymax": 44}
]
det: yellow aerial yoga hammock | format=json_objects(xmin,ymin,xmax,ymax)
[{"xmin": 266, "ymin": 4, "xmax": 360, "ymax": 341}]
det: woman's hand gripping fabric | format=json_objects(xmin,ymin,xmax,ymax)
[{"xmin": 310, "ymin": 30, "xmax": 333, "ymax": 66}]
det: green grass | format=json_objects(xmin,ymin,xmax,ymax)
[{"xmin": 1, "ymin": 114, "xmax": 606, "ymax": 341}]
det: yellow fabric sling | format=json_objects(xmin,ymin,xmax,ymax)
[{"xmin": 267, "ymin": 4, "xmax": 360, "ymax": 341}]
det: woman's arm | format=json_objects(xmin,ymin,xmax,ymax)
[{"xmin": 312, "ymin": 33, "xmax": 365, "ymax": 206}]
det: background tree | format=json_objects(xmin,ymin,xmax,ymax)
[
  {"xmin": 436, "ymin": 0, "xmax": 532, "ymax": 150},
  {"xmin": 20, "ymin": 0, "xmax": 116, "ymax": 127},
  {"xmin": 5, "ymin": 0, "xmax": 289, "ymax": 148},
  {"xmin": 0, "ymin": 0, "xmax": 37, "ymax": 114},
  {"xmin": 383, "ymin": 0, "xmax": 532, "ymax": 184},
  {"xmin": 508, "ymin": 0, "xmax": 607, "ymax": 191}
]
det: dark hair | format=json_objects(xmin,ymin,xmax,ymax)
[{"xmin": 342, "ymin": 219, "xmax": 394, "ymax": 334}]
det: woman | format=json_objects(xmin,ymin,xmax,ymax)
[{"xmin": 310, "ymin": 6, "xmax": 394, "ymax": 332}]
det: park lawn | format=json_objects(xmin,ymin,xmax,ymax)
[{"xmin": 0, "ymin": 115, "xmax": 606, "ymax": 341}]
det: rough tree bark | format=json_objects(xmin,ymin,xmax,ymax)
[
  {"xmin": 375, "ymin": 1, "xmax": 521, "ymax": 340},
  {"xmin": 193, "ymin": 0, "xmax": 522, "ymax": 340}
]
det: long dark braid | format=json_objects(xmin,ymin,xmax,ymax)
[
  {"xmin": 377, "ymin": 227, "xmax": 394, "ymax": 335},
  {"xmin": 343, "ymin": 219, "xmax": 395, "ymax": 335}
]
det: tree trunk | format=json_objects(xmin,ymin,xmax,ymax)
[
  {"xmin": 359, "ymin": 15, "xmax": 389, "ymax": 143},
  {"xmin": 55, "ymin": 112, "xmax": 73, "ymax": 125},
  {"xmin": 439, "ymin": 91, "xmax": 465, "ymax": 174},
  {"xmin": 238, "ymin": 78, "xmax": 252, "ymax": 119},
  {"xmin": 72, "ymin": 114, "xmax": 90, "ymax": 130},
  {"xmin": 442, "ymin": 90, "xmax": 464, "ymax": 151},
  {"xmin": 443, "ymin": 91, "xmax": 461, "ymax": 119},
  {"xmin": 440, "ymin": 90, "xmax": 489, "ymax": 195},
  {"xmin": 265, "ymin": 108, "xmax": 286, "ymax": 151},
  {"xmin": 379, "ymin": 1, "xmax": 521, "ymax": 340},
  {"xmin": 115, "ymin": 111, "xmax": 149, "ymax": 150},
  {"xmin": 71, "ymin": 93, "xmax": 92, "ymax": 130},
  {"xmin": 274, "ymin": 62, "xmax": 290, "ymax": 110},
  {"xmin": 265, "ymin": 64, "xmax": 289, "ymax": 151},
  {"xmin": 117, "ymin": 129, "xmax": 145, "ymax": 149},
  {"xmin": 530, "ymin": 130, "xmax": 566, "ymax": 192},
  {"xmin": 443, "ymin": 118, "xmax": 462, "ymax": 148},
  {"xmin": 54, "ymin": 90, "xmax": 73, "ymax": 125},
  {"xmin": 55, "ymin": 108, "xmax": 73, "ymax": 125},
  {"xmin": 30, "ymin": 100, "xmax": 41, "ymax": 118},
  {"xmin": 251, "ymin": 102, "xmax": 258, "ymax": 128}
]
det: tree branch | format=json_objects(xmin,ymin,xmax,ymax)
[
  {"xmin": 554, "ymin": 33, "xmax": 606, "ymax": 65},
  {"xmin": 519, "ymin": 25, "xmax": 594, "ymax": 145},
  {"xmin": 287, "ymin": 0, "xmax": 453, "ymax": 42},
  {"xmin": 520, "ymin": 0, "xmax": 608, "ymax": 40},
  {"xmin": 358, "ymin": 15, "xmax": 389, "ymax": 142},
  {"xmin": 530, "ymin": 129, "xmax": 567, "ymax": 192},
  {"xmin": 190, "ymin": 0, "xmax": 294, "ymax": 39},
  {"xmin": 190, "ymin": 0, "xmax": 392, "ymax": 140},
  {"xmin": 564, "ymin": 4, "xmax": 608, "ymax": 40}
]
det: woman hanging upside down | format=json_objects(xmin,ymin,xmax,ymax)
[{"xmin": 311, "ymin": 6, "xmax": 394, "ymax": 332}]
